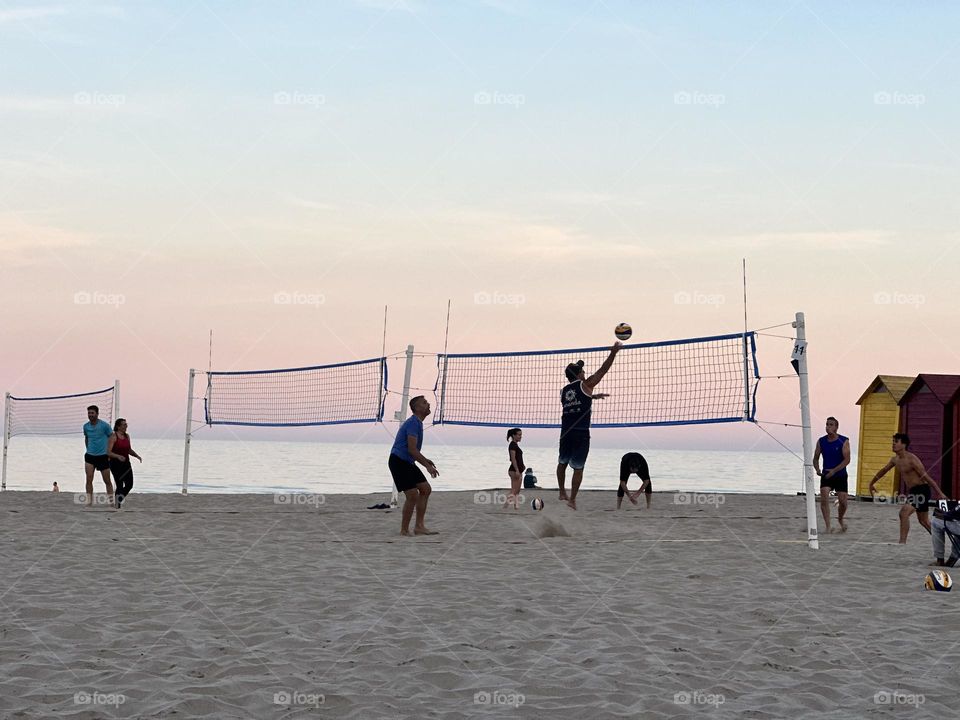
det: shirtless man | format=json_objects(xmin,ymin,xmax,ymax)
[{"xmin": 869, "ymin": 433, "xmax": 946, "ymax": 544}]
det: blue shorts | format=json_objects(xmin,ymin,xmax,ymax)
[{"xmin": 558, "ymin": 433, "xmax": 590, "ymax": 470}]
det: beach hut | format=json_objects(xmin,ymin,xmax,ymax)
[
  {"xmin": 855, "ymin": 375, "xmax": 914, "ymax": 498},
  {"xmin": 898, "ymin": 374, "xmax": 960, "ymax": 497}
]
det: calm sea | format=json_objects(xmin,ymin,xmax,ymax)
[{"xmin": 3, "ymin": 436, "xmax": 855, "ymax": 496}]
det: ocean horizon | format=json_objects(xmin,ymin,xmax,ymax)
[{"xmin": 3, "ymin": 436, "xmax": 850, "ymax": 497}]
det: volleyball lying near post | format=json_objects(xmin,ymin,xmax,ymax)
[
  {"xmin": 924, "ymin": 569, "xmax": 952, "ymax": 592},
  {"xmin": 614, "ymin": 323, "xmax": 632, "ymax": 341},
  {"xmin": 531, "ymin": 497, "xmax": 544, "ymax": 511}
]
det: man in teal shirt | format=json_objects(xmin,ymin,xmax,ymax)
[{"xmin": 83, "ymin": 405, "xmax": 115, "ymax": 507}]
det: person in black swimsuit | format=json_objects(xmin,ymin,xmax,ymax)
[
  {"xmin": 505, "ymin": 428, "xmax": 524, "ymax": 510},
  {"xmin": 617, "ymin": 452, "xmax": 652, "ymax": 509}
]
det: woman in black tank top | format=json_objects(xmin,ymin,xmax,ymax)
[{"xmin": 506, "ymin": 428, "xmax": 524, "ymax": 510}]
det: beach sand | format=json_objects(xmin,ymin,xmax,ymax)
[{"xmin": 1, "ymin": 489, "xmax": 958, "ymax": 719}]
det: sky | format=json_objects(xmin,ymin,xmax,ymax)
[{"xmin": 1, "ymin": 0, "xmax": 959, "ymax": 455}]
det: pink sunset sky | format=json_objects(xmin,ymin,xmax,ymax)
[{"xmin": 2, "ymin": 1, "xmax": 958, "ymax": 454}]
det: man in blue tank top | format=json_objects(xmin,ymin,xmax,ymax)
[
  {"xmin": 813, "ymin": 416, "xmax": 851, "ymax": 533},
  {"xmin": 557, "ymin": 342, "xmax": 622, "ymax": 510}
]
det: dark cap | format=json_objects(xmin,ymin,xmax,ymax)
[{"xmin": 565, "ymin": 360, "xmax": 585, "ymax": 382}]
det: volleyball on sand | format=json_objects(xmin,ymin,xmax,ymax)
[{"xmin": 924, "ymin": 569, "xmax": 952, "ymax": 592}]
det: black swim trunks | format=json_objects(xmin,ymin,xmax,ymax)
[
  {"xmin": 907, "ymin": 484, "xmax": 931, "ymax": 512},
  {"xmin": 84, "ymin": 453, "xmax": 109, "ymax": 472},
  {"xmin": 820, "ymin": 472, "xmax": 848, "ymax": 494},
  {"xmin": 388, "ymin": 453, "xmax": 428, "ymax": 492}
]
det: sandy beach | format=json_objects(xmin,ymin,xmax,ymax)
[{"xmin": 1, "ymin": 489, "xmax": 958, "ymax": 719}]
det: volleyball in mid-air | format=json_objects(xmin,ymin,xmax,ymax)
[
  {"xmin": 614, "ymin": 323, "xmax": 632, "ymax": 341},
  {"xmin": 924, "ymin": 569, "xmax": 952, "ymax": 592},
  {"xmin": 531, "ymin": 497, "xmax": 544, "ymax": 511}
]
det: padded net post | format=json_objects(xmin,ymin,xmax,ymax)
[{"xmin": 435, "ymin": 332, "xmax": 759, "ymax": 428}]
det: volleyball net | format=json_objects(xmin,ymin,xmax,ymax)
[
  {"xmin": 433, "ymin": 332, "xmax": 759, "ymax": 428},
  {"xmin": 203, "ymin": 358, "xmax": 387, "ymax": 427},
  {"xmin": 5, "ymin": 384, "xmax": 117, "ymax": 437},
  {"xmin": 3, "ymin": 382, "xmax": 119, "ymax": 489}
]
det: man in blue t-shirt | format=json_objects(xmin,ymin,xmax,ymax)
[
  {"xmin": 813, "ymin": 416, "xmax": 851, "ymax": 533},
  {"xmin": 83, "ymin": 405, "xmax": 115, "ymax": 507},
  {"xmin": 388, "ymin": 396, "xmax": 439, "ymax": 536}
]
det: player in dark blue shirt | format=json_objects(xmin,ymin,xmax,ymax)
[
  {"xmin": 813, "ymin": 416, "xmax": 851, "ymax": 533},
  {"xmin": 557, "ymin": 342, "xmax": 622, "ymax": 510}
]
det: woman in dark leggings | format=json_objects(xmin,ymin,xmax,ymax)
[{"xmin": 108, "ymin": 418, "xmax": 142, "ymax": 509}]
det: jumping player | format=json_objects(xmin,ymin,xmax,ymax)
[
  {"xmin": 617, "ymin": 452, "xmax": 652, "ymax": 509},
  {"xmin": 557, "ymin": 342, "xmax": 622, "ymax": 510},
  {"xmin": 812, "ymin": 417, "xmax": 851, "ymax": 533},
  {"xmin": 869, "ymin": 433, "xmax": 947, "ymax": 544}
]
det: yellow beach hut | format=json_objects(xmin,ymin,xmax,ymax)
[{"xmin": 855, "ymin": 375, "xmax": 915, "ymax": 498}]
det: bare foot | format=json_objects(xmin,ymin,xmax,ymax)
[
  {"xmin": 929, "ymin": 560, "xmax": 945, "ymax": 566},
  {"xmin": 839, "ymin": 520, "xmax": 847, "ymax": 533},
  {"xmin": 566, "ymin": 499, "xmax": 577, "ymax": 510},
  {"xmin": 559, "ymin": 493, "xmax": 569, "ymax": 502},
  {"xmin": 415, "ymin": 527, "xmax": 439, "ymax": 536},
  {"xmin": 400, "ymin": 529, "xmax": 412, "ymax": 536}
]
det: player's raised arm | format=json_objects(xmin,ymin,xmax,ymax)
[{"xmin": 584, "ymin": 342, "xmax": 622, "ymax": 391}]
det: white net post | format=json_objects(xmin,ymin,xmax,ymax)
[
  {"xmin": 390, "ymin": 345, "xmax": 415, "ymax": 507},
  {"xmin": 795, "ymin": 312, "xmax": 819, "ymax": 550},
  {"xmin": 113, "ymin": 380, "xmax": 120, "ymax": 421},
  {"xmin": 2, "ymin": 393, "xmax": 10, "ymax": 491},
  {"xmin": 182, "ymin": 369, "xmax": 195, "ymax": 495}
]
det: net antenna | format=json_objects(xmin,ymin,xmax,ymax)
[{"xmin": 2, "ymin": 382, "xmax": 119, "ymax": 490}]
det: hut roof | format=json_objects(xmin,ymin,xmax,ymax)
[
  {"xmin": 856, "ymin": 375, "xmax": 916, "ymax": 406},
  {"xmin": 900, "ymin": 374, "xmax": 960, "ymax": 406}
]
